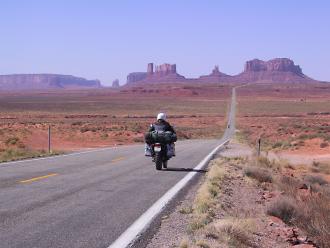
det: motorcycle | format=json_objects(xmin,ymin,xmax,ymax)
[
  {"xmin": 145, "ymin": 142, "xmax": 175, "ymax": 170},
  {"xmin": 145, "ymin": 131, "xmax": 176, "ymax": 170}
]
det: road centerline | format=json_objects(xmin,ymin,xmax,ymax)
[
  {"xmin": 19, "ymin": 173, "xmax": 58, "ymax": 183},
  {"xmin": 111, "ymin": 157, "xmax": 125, "ymax": 163}
]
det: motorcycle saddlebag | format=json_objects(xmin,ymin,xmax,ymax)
[
  {"xmin": 167, "ymin": 143, "xmax": 175, "ymax": 158},
  {"xmin": 149, "ymin": 131, "xmax": 176, "ymax": 144}
]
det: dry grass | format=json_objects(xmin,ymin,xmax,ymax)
[
  {"xmin": 244, "ymin": 166, "xmax": 273, "ymax": 183},
  {"xmin": 0, "ymin": 148, "xmax": 62, "ymax": 163},
  {"xmin": 189, "ymin": 160, "xmax": 225, "ymax": 231},
  {"xmin": 255, "ymin": 156, "xmax": 284, "ymax": 171},
  {"xmin": 179, "ymin": 238, "xmax": 189, "ymax": 248},
  {"xmin": 212, "ymin": 218, "xmax": 255, "ymax": 248},
  {"xmin": 195, "ymin": 240, "xmax": 210, "ymax": 248}
]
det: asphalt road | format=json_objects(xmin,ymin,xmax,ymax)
[{"xmin": 0, "ymin": 89, "xmax": 236, "ymax": 248}]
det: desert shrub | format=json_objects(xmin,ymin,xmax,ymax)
[
  {"xmin": 179, "ymin": 206, "xmax": 193, "ymax": 214},
  {"xmin": 256, "ymin": 156, "xmax": 276, "ymax": 169},
  {"xmin": 275, "ymin": 175, "xmax": 330, "ymax": 247},
  {"xmin": 272, "ymin": 141, "xmax": 283, "ymax": 149},
  {"xmin": 244, "ymin": 166, "xmax": 272, "ymax": 183},
  {"xmin": 266, "ymin": 196, "xmax": 297, "ymax": 224},
  {"xmin": 304, "ymin": 175, "xmax": 328, "ymax": 186},
  {"xmin": 71, "ymin": 121, "xmax": 83, "ymax": 126},
  {"xmin": 17, "ymin": 142, "xmax": 26, "ymax": 149},
  {"xmin": 298, "ymin": 133, "xmax": 318, "ymax": 140},
  {"xmin": 320, "ymin": 142, "xmax": 329, "ymax": 148},
  {"xmin": 310, "ymin": 162, "xmax": 330, "ymax": 175},
  {"xmin": 5, "ymin": 137, "xmax": 20, "ymax": 145},
  {"xmin": 132, "ymin": 137, "xmax": 143, "ymax": 143},
  {"xmin": 204, "ymin": 225, "xmax": 219, "ymax": 239},
  {"xmin": 189, "ymin": 213, "xmax": 212, "ymax": 232},
  {"xmin": 277, "ymin": 176, "xmax": 301, "ymax": 196},
  {"xmin": 100, "ymin": 133, "xmax": 109, "ymax": 139},
  {"xmin": 295, "ymin": 192, "xmax": 330, "ymax": 248},
  {"xmin": 80, "ymin": 127, "xmax": 90, "ymax": 133}
]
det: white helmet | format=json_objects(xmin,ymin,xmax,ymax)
[{"xmin": 157, "ymin": 112, "xmax": 166, "ymax": 121}]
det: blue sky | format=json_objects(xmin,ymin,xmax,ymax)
[{"xmin": 1, "ymin": 0, "xmax": 329, "ymax": 85}]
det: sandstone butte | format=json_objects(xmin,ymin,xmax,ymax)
[
  {"xmin": 126, "ymin": 58, "xmax": 321, "ymax": 84},
  {"xmin": 0, "ymin": 58, "xmax": 325, "ymax": 91}
]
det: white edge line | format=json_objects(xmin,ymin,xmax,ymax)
[{"xmin": 108, "ymin": 139, "xmax": 229, "ymax": 248}]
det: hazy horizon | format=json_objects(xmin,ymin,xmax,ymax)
[{"xmin": 1, "ymin": 0, "xmax": 329, "ymax": 85}]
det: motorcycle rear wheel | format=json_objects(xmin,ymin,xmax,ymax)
[
  {"xmin": 155, "ymin": 153, "xmax": 162, "ymax": 170},
  {"xmin": 163, "ymin": 160, "xmax": 167, "ymax": 169}
]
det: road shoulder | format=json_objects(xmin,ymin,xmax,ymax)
[{"xmin": 145, "ymin": 141, "xmax": 314, "ymax": 248}]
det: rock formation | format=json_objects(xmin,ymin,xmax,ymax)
[
  {"xmin": 112, "ymin": 79, "xmax": 120, "ymax": 88},
  {"xmin": 199, "ymin": 65, "xmax": 230, "ymax": 83},
  {"xmin": 126, "ymin": 58, "xmax": 319, "ymax": 85},
  {"xmin": 0, "ymin": 74, "xmax": 102, "ymax": 91},
  {"xmin": 127, "ymin": 63, "xmax": 185, "ymax": 84},
  {"xmin": 235, "ymin": 58, "xmax": 312, "ymax": 83},
  {"xmin": 147, "ymin": 63, "xmax": 154, "ymax": 75},
  {"xmin": 126, "ymin": 72, "xmax": 147, "ymax": 84},
  {"xmin": 154, "ymin": 64, "xmax": 176, "ymax": 76},
  {"xmin": 244, "ymin": 58, "xmax": 303, "ymax": 74}
]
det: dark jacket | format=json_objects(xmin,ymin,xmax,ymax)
[{"xmin": 148, "ymin": 120, "xmax": 176, "ymax": 134}]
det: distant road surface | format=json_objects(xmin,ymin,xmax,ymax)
[{"xmin": 0, "ymin": 89, "xmax": 236, "ymax": 248}]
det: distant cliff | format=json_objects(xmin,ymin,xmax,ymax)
[{"xmin": 0, "ymin": 74, "xmax": 102, "ymax": 91}]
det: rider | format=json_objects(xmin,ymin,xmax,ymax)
[
  {"xmin": 145, "ymin": 113, "xmax": 176, "ymax": 156},
  {"xmin": 148, "ymin": 113, "xmax": 176, "ymax": 134}
]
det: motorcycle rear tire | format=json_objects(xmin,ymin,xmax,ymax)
[
  {"xmin": 163, "ymin": 160, "xmax": 167, "ymax": 169},
  {"xmin": 155, "ymin": 153, "xmax": 162, "ymax": 170}
]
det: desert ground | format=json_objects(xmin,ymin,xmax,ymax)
[
  {"xmin": 0, "ymin": 83, "xmax": 230, "ymax": 162},
  {"xmin": 236, "ymin": 83, "xmax": 330, "ymax": 163},
  {"xmin": 1, "ymin": 82, "xmax": 330, "ymax": 247},
  {"xmin": 1, "ymin": 82, "xmax": 329, "ymax": 164}
]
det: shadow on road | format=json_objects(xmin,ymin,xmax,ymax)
[{"xmin": 163, "ymin": 167, "xmax": 207, "ymax": 173}]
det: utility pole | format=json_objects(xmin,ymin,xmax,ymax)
[{"xmin": 48, "ymin": 125, "xmax": 51, "ymax": 153}]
